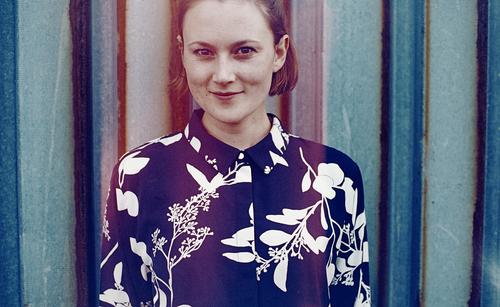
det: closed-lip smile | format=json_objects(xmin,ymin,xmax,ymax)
[{"xmin": 210, "ymin": 91, "xmax": 243, "ymax": 99}]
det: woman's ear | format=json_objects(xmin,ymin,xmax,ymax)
[{"xmin": 273, "ymin": 34, "xmax": 289, "ymax": 72}]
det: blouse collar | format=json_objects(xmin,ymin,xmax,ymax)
[{"xmin": 183, "ymin": 109, "xmax": 290, "ymax": 174}]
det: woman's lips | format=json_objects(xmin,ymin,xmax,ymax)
[{"xmin": 210, "ymin": 91, "xmax": 243, "ymax": 100}]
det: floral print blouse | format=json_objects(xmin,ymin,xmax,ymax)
[{"xmin": 100, "ymin": 109, "xmax": 370, "ymax": 307}]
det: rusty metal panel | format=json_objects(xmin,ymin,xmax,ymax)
[
  {"xmin": 422, "ymin": 1, "xmax": 477, "ymax": 306},
  {"xmin": 290, "ymin": 0, "xmax": 324, "ymax": 142},
  {"xmin": 126, "ymin": 0, "xmax": 171, "ymax": 149},
  {"xmin": 323, "ymin": 1, "xmax": 382, "ymax": 304},
  {"xmin": 91, "ymin": 0, "xmax": 119, "ymax": 305}
]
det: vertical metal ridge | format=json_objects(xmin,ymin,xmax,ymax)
[
  {"xmin": 383, "ymin": 0, "xmax": 425, "ymax": 305},
  {"xmin": 420, "ymin": 0, "xmax": 431, "ymax": 304},
  {"xmin": 0, "ymin": 0, "xmax": 22, "ymax": 305},
  {"xmin": 117, "ymin": 0, "xmax": 127, "ymax": 155},
  {"xmin": 378, "ymin": 0, "xmax": 390, "ymax": 306},
  {"xmin": 481, "ymin": 0, "xmax": 500, "ymax": 305},
  {"xmin": 290, "ymin": 0, "xmax": 323, "ymax": 142},
  {"xmin": 69, "ymin": 0, "xmax": 92, "ymax": 305},
  {"xmin": 410, "ymin": 1, "xmax": 426, "ymax": 306},
  {"xmin": 91, "ymin": 0, "xmax": 119, "ymax": 304},
  {"xmin": 469, "ymin": 1, "xmax": 488, "ymax": 305}
]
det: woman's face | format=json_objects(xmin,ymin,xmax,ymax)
[{"xmin": 181, "ymin": 0, "xmax": 288, "ymax": 127}]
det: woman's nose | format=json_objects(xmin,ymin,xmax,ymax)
[{"xmin": 212, "ymin": 57, "xmax": 236, "ymax": 85}]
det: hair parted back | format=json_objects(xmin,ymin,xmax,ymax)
[{"xmin": 169, "ymin": 0, "xmax": 299, "ymax": 99}]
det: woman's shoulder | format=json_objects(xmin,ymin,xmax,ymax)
[
  {"xmin": 118, "ymin": 131, "xmax": 186, "ymax": 162},
  {"xmin": 288, "ymin": 134, "xmax": 362, "ymax": 179}
]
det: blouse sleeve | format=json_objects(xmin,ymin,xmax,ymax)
[
  {"xmin": 99, "ymin": 161, "xmax": 153, "ymax": 307},
  {"xmin": 329, "ymin": 163, "xmax": 371, "ymax": 307}
]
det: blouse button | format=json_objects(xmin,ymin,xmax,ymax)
[{"xmin": 238, "ymin": 152, "xmax": 245, "ymax": 160}]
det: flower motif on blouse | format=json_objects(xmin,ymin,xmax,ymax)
[
  {"xmin": 222, "ymin": 147, "xmax": 343, "ymax": 293},
  {"xmin": 99, "ymin": 261, "xmax": 132, "ymax": 307},
  {"xmin": 148, "ymin": 161, "xmax": 252, "ymax": 307},
  {"xmin": 221, "ymin": 146, "xmax": 369, "ymax": 306},
  {"xmin": 312, "ymin": 163, "xmax": 345, "ymax": 200}
]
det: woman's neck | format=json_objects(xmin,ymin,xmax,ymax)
[{"xmin": 201, "ymin": 110, "xmax": 271, "ymax": 150}]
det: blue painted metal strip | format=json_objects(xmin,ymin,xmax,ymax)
[
  {"xmin": 0, "ymin": 0, "xmax": 22, "ymax": 305},
  {"xmin": 423, "ymin": 1, "xmax": 477, "ymax": 305},
  {"xmin": 384, "ymin": 0, "xmax": 424, "ymax": 306},
  {"xmin": 481, "ymin": 0, "xmax": 500, "ymax": 305}
]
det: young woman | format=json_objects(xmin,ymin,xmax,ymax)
[{"xmin": 99, "ymin": 1, "xmax": 370, "ymax": 306}]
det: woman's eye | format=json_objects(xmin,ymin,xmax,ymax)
[
  {"xmin": 193, "ymin": 49, "xmax": 213, "ymax": 57},
  {"xmin": 236, "ymin": 47, "xmax": 256, "ymax": 56}
]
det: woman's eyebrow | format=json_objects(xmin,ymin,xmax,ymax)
[{"xmin": 187, "ymin": 40, "xmax": 261, "ymax": 48}]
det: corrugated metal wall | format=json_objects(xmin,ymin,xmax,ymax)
[{"xmin": 0, "ymin": 0, "xmax": 498, "ymax": 306}]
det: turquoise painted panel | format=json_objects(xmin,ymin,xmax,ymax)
[
  {"xmin": 481, "ymin": 0, "xmax": 500, "ymax": 305},
  {"xmin": 323, "ymin": 0, "xmax": 382, "ymax": 304},
  {"xmin": 17, "ymin": 1, "xmax": 76, "ymax": 306},
  {"xmin": 424, "ymin": 1, "xmax": 477, "ymax": 306},
  {"xmin": 0, "ymin": 0, "xmax": 22, "ymax": 305},
  {"xmin": 91, "ymin": 0, "xmax": 119, "ymax": 304},
  {"xmin": 385, "ymin": 0, "xmax": 424, "ymax": 306}
]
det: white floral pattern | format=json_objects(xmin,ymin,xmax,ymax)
[{"xmin": 100, "ymin": 110, "xmax": 370, "ymax": 306}]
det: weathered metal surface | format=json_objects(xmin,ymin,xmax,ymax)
[
  {"xmin": 126, "ymin": 0, "xmax": 171, "ymax": 149},
  {"xmin": 290, "ymin": 0, "xmax": 324, "ymax": 142},
  {"xmin": 470, "ymin": 1, "xmax": 488, "ymax": 305},
  {"xmin": 17, "ymin": 1, "xmax": 77, "ymax": 305},
  {"xmin": 0, "ymin": 0, "xmax": 22, "ymax": 305},
  {"xmin": 481, "ymin": 0, "xmax": 500, "ymax": 305},
  {"xmin": 423, "ymin": 1, "xmax": 477, "ymax": 306},
  {"xmin": 70, "ymin": 0, "xmax": 93, "ymax": 305},
  {"xmin": 91, "ymin": 0, "xmax": 119, "ymax": 304},
  {"xmin": 323, "ymin": 1, "xmax": 382, "ymax": 304},
  {"xmin": 383, "ymin": 0, "xmax": 425, "ymax": 306}
]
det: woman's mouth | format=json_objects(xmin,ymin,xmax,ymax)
[{"xmin": 210, "ymin": 91, "xmax": 243, "ymax": 100}]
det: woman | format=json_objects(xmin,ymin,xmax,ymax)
[{"xmin": 99, "ymin": 0, "xmax": 370, "ymax": 306}]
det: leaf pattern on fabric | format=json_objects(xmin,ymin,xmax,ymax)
[
  {"xmin": 270, "ymin": 151, "xmax": 289, "ymax": 167},
  {"xmin": 158, "ymin": 133, "xmax": 183, "ymax": 147},
  {"xmin": 219, "ymin": 146, "xmax": 370, "ymax": 304},
  {"xmin": 99, "ymin": 262, "xmax": 132, "ymax": 307},
  {"xmin": 260, "ymin": 230, "xmax": 293, "ymax": 246},
  {"xmin": 100, "ymin": 110, "xmax": 370, "ymax": 306},
  {"xmin": 149, "ymin": 160, "xmax": 252, "ymax": 307},
  {"xmin": 222, "ymin": 252, "xmax": 256, "ymax": 263},
  {"xmin": 116, "ymin": 189, "xmax": 139, "ymax": 217},
  {"xmin": 273, "ymin": 256, "xmax": 289, "ymax": 292},
  {"xmin": 190, "ymin": 136, "xmax": 201, "ymax": 152},
  {"xmin": 118, "ymin": 151, "xmax": 150, "ymax": 188}
]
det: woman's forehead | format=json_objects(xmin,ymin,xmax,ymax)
[{"xmin": 182, "ymin": 0, "xmax": 273, "ymax": 44}]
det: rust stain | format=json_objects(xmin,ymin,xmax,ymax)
[
  {"xmin": 117, "ymin": 0, "xmax": 127, "ymax": 156},
  {"xmin": 420, "ymin": 0, "xmax": 431, "ymax": 305}
]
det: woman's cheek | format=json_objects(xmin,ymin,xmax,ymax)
[{"xmin": 239, "ymin": 61, "xmax": 273, "ymax": 85}]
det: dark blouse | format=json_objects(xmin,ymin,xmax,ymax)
[{"xmin": 99, "ymin": 109, "xmax": 370, "ymax": 307}]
